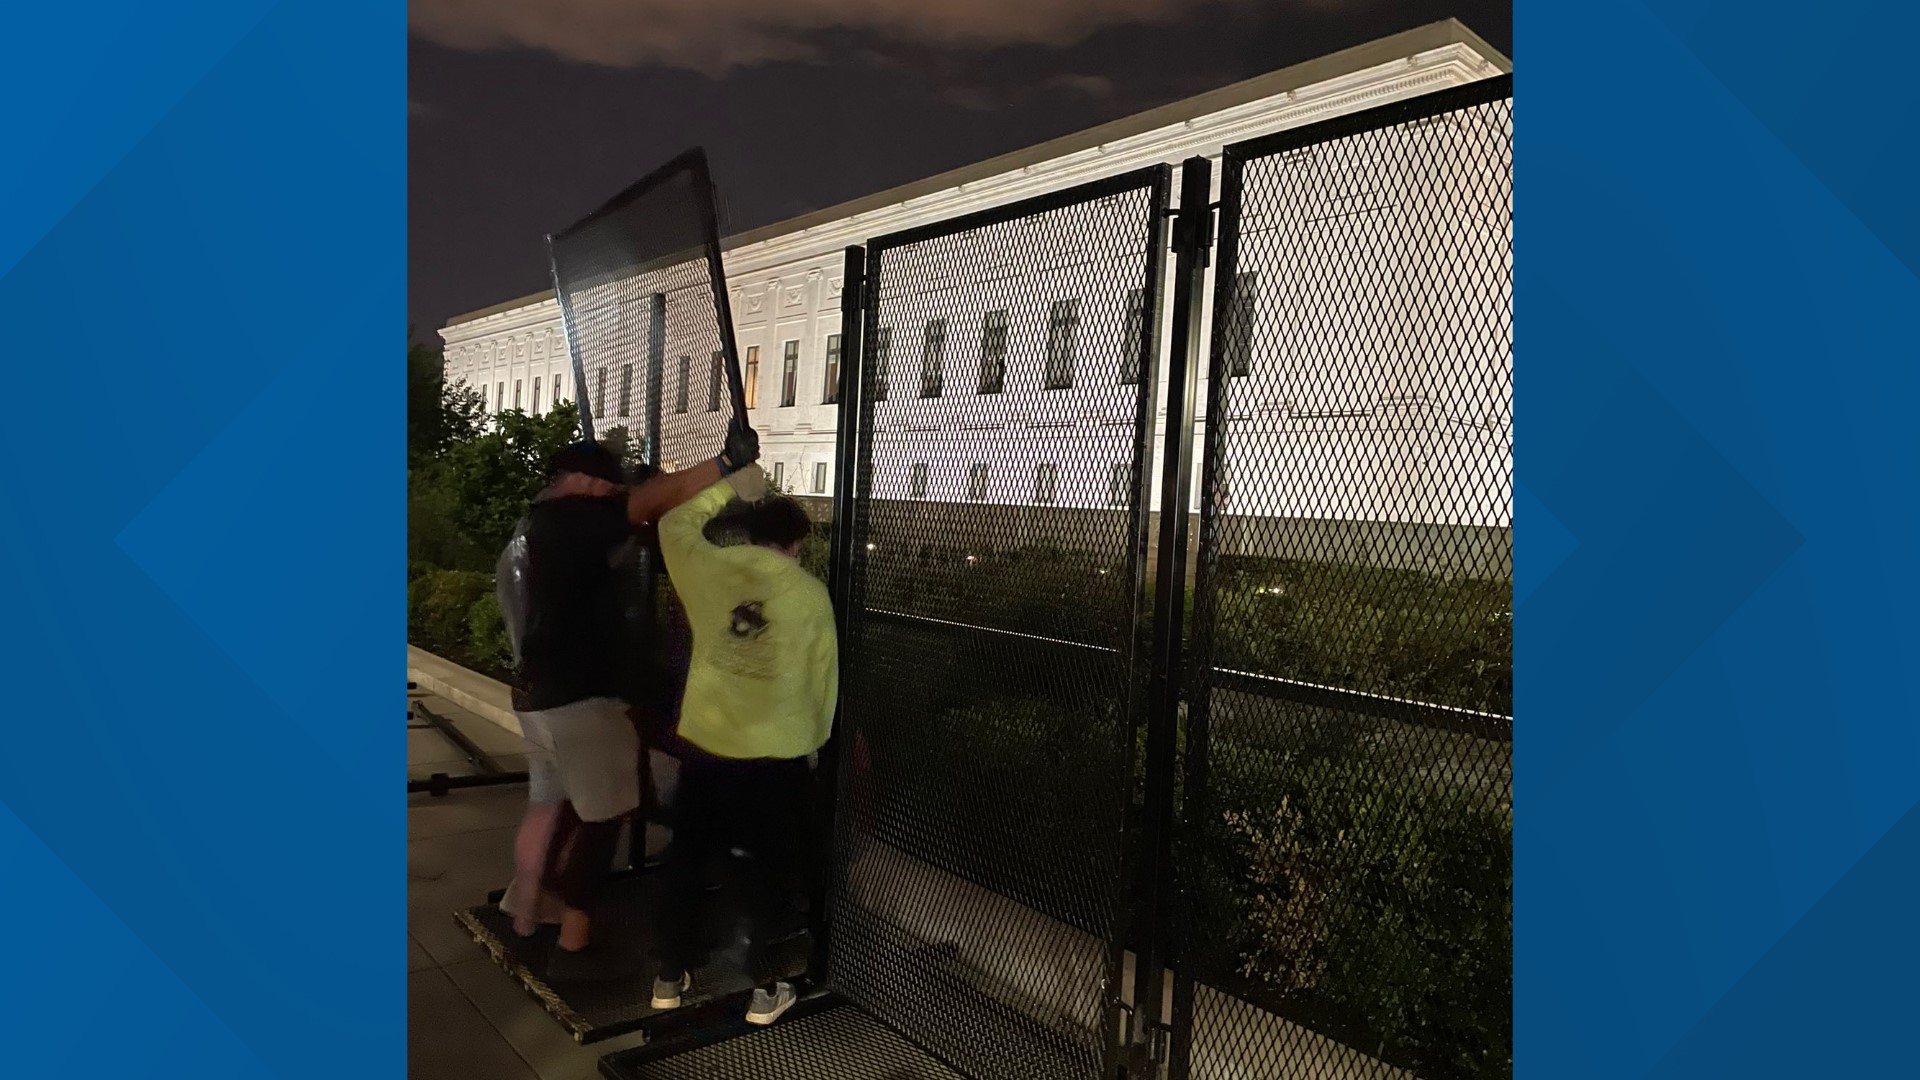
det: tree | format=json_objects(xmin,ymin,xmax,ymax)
[
  {"xmin": 423, "ymin": 402, "xmax": 581, "ymax": 560},
  {"xmin": 408, "ymin": 328, "xmax": 485, "ymax": 466},
  {"xmin": 600, "ymin": 425, "xmax": 644, "ymax": 478}
]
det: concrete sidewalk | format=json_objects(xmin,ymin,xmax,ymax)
[{"xmin": 407, "ymin": 689, "xmax": 655, "ymax": 1080}]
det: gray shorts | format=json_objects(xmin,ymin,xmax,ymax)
[{"xmin": 515, "ymin": 697, "xmax": 641, "ymax": 822}]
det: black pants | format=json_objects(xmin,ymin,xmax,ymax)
[{"xmin": 654, "ymin": 750, "xmax": 811, "ymax": 986}]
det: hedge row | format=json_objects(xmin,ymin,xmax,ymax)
[
  {"xmin": 889, "ymin": 689, "xmax": 1510, "ymax": 1080},
  {"xmin": 407, "ymin": 566, "xmax": 513, "ymax": 683}
]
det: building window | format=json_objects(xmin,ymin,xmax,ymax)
[
  {"xmin": 781, "ymin": 340, "xmax": 799, "ymax": 407},
  {"xmin": 496, "ymin": 383, "xmax": 506, "ymax": 413},
  {"xmin": 596, "ymin": 370, "xmax": 608, "ymax": 417},
  {"xmin": 967, "ymin": 462, "xmax": 989, "ymax": 502},
  {"xmin": 1120, "ymin": 288, "xmax": 1146, "ymax": 385},
  {"xmin": 1109, "ymin": 463, "xmax": 1130, "ymax": 507},
  {"xmin": 979, "ymin": 309, "xmax": 1008, "ymax": 394},
  {"xmin": 919, "ymin": 319, "xmax": 947, "ymax": 399},
  {"xmin": 823, "ymin": 334, "xmax": 842, "ymax": 405},
  {"xmin": 910, "ymin": 463, "xmax": 928, "ymax": 499},
  {"xmin": 532, "ymin": 377, "xmax": 542, "ymax": 414},
  {"xmin": 675, "ymin": 356, "xmax": 691, "ymax": 414},
  {"xmin": 513, "ymin": 381, "xmax": 523, "ymax": 410},
  {"xmin": 1045, "ymin": 298, "xmax": 1079, "ymax": 390},
  {"xmin": 772, "ymin": 461, "xmax": 785, "ymax": 490},
  {"xmin": 708, "ymin": 353, "xmax": 724, "ymax": 412},
  {"xmin": 873, "ymin": 328, "xmax": 892, "ymax": 401},
  {"xmin": 744, "ymin": 345, "xmax": 760, "ymax": 409},
  {"xmin": 1035, "ymin": 463, "xmax": 1059, "ymax": 505},
  {"xmin": 552, "ymin": 375, "xmax": 564, "ymax": 405},
  {"xmin": 619, "ymin": 364, "xmax": 633, "ymax": 417},
  {"xmin": 1221, "ymin": 271, "xmax": 1260, "ymax": 378},
  {"xmin": 814, "ymin": 461, "xmax": 829, "ymax": 494}
]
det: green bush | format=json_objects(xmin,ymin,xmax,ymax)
[
  {"xmin": 466, "ymin": 590, "xmax": 514, "ymax": 683},
  {"xmin": 408, "ymin": 569, "xmax": 494, "ymax": 662},
  {"xmin": 892, "ymin": 688, "xmax": 1510, "ymax": 1080},
  {"xmin": 1209, "ymin": 556, "xmax": 1511, "ymax": 715},
  {"xmin": 1199, "ymin": 734, "xmax": 1512, "ymax": 1079}
]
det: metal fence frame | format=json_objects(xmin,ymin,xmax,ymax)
[
  {"xmin": 820, "ymin": 164, "xmax": 1176, "ymax": 1080},
  {"xmin": 549, "ymin": 147, "xmax": 749, "ymax": 446},
  {"xmin": 599, "ymin": 76, "xmax": 1512, "ymax": 1079},
  {"xmin": 1169, "ymin": 73, "xmax": 1514, "ymax": 1080}
]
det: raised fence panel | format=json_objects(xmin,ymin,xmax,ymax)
[
  {"xmin": 1174, "ymin": 77, "xmax": 1513, "ymax": 1080},
  {"xmin": 547, "ymin": 151, "xmax": 748, "ymax": 750},
  {"xmin": 827, "ymin": 169, "xmax": 1173, "ymax": 1080},
  {"xmin": 549, "ymin": 150, "xmax": 745, "ymax": 471}
]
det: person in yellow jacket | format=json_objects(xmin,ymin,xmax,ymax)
[{"xmin": 638, "ymin": 420, "xmax": 836, "ymax": 1027}]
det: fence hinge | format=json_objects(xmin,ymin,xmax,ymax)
[
  {"xmin": 1121, "ymin": 1023, "xmax": 1172, "ymax": 1080},
  {"xmin": 1171, "ymin": 204, "xmax": 1216, "ymax": 267}
]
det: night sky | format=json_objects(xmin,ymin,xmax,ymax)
[{"xmin": 409, "ymin": 1, "xmax": 1510, "ymax": 340}]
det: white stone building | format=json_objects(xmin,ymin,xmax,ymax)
[{"xmin": 439, "ymin": 20, "xmax": 1510, "ymax": 522}]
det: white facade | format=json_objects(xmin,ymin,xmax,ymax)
[{"xmin": 440, "ymin": 22, "xmax": 1511, "ymax": 522}]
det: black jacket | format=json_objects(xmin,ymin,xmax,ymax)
[{"xmin": 517, "ymin": 494, "xmax": 635, "ymax": 712}]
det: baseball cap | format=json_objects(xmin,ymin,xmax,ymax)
[{"xmin": 548, "ymin": 440, "xmax": 626, "ymax": 486}]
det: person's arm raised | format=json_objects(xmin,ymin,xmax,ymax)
[
  {"xmin": 626, "ymin": 419, "xmax": 761, "ymax": 529},
  {"xmin": 627, "ymin": 459, "xmax": 723, "ymax": 530}
]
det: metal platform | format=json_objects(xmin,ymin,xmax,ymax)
[
  {"xmin": 599, "ymin": 1002, "xmax": 965, "ymax": 1080},
  {"xmin": 457, "ymin": 867, "xmax": 809, "ymax": 1044}
]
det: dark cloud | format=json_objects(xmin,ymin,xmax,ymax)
[
  {"xmin": 939, "ymin": 84, "xmax": 1005, "ymax": 113},
  {"xmin": 410, "ymin": 0, "xmax": 1262, "ymax": 73},
  {"xmin": 408, "ymin": 0, "xmax": 1511, "ymax": 336},
  {"xmin": 1046, "ymin": 73, "xmax": 1118, "ymax": 98}
]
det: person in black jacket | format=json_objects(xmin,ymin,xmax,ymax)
[
  {"xmin": 507, "ymin": 440, "xmax": 649, "ymax": 976},
  {"xmin": 506, "ymin": 430, "xmax": 758, "ymax": 980}
]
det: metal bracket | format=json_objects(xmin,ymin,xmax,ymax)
[{"xmin": 1170, "ymin": 204, "xmax": 1216, "ymax": 267}]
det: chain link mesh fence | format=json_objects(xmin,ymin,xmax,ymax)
[
  {"xmin": 549, "ymin": 149, "xmax": 744, "ymax": 474},
  {"xmin": 546, "ymin": 150, "xmax": 746, "ymax": 750},
  {"xmin": 590, "ymin": 78, "xmax": 1512, "ymax": 1080},
  {"xmin": 824, "ymin": 168, "xmax": 1172, "ymax": 1080},
  {"xmin": 1173, "ymin": 77, "xmax": 1513, "ymax": 1080}
]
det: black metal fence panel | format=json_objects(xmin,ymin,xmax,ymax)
[
  {"xmin": 1173, "ymin": 77, "xmax": 1513, "ymax": 1080},
  {"xmin": 826, "ymin": 168, "xmax": 1172, "ymax": 1080},
  {"xmin": 546, "ymin": 150, "xmax": 748, "ymax": 735},
  {"xmin": 548, "ymin": 148, "xmax": 747, "ymax": 472}
]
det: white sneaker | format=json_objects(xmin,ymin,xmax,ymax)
[
  {"xmin": 651, "ymin": 972, "xmax": 692, "ymax": 1010},
  {"xmin": 744, "ymin": 982, "xmax": 797, "ymax": 1026}
]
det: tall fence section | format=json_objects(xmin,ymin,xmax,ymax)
[
  {"xmin": 550, "ymin": 149, "xmax": 749, "ymax": 731},
  {"xmin": 549, "ymin": 147, "xmax": 748, "ymax": 474},
  {"xmin": 604, "ymin": 75, "xmax": 1512, "ymax": 1080}
]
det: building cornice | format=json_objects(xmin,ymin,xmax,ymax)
[
  {"xmin": 721, "ymin": 46, "xmax": 1493, "ymax": 278},
  {"xmin": 440, "ymin": 21, "xmax": 1505, "ymax": 335}
]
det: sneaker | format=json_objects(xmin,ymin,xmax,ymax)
[
  {"xmin": 744, "ymin": 982, "xmax": 797, "ymax": 1026},
  {"xmin": 651, "ymin": 971, "xmax": 692, "ymax": 1010}
]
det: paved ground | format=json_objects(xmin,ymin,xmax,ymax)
[{"xmin": 408, "ymin": 693, "xmax": 657, "ymax": 1080}]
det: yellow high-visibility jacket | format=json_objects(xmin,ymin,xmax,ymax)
[{"xmin": 658, "ymin": 470, "xmax": 837, "ymax": 760}]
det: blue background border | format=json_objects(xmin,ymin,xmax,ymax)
[
  {"xmin": 0, "ymin": 0, "xmax": 402, "ymax": 1074},
  {"xmin": 2, "ymin": 0, "xmax": 1915, "ymax": 1075},
  {"xmin": 1519, "ymin": 0, "xmax": 1918, "ymax": 1075}
]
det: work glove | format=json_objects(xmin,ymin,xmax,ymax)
[{"xmin": 718, "ymin": 417, "xmax": 760, "ymax": 475}]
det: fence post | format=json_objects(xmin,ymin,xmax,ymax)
[
  {"xmin": 811, "ymin": 245, "xmax": 867, "ymax": 983},
  {"xmin": 690, "ymin": 150, "xmax": 752, "ymax": 424},
  {"xmin": 548, "ymin": 235, "xmax": 594, "ymax": 439},
  {"xmin": 1129, "ymin": 154, "xmax": 1213, "ymax": 1079},
  {"xmin": 643, "ymin": 294, "xmax": 665, "ymax": 466}
]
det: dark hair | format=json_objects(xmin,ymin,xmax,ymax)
[
  {"xmin": 548, "ymin": 440, "xmax": 624, "ymax": 486},
  {"xmin": 738, "ymin": 496, "xmax": 812, "ymax": 550}
]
